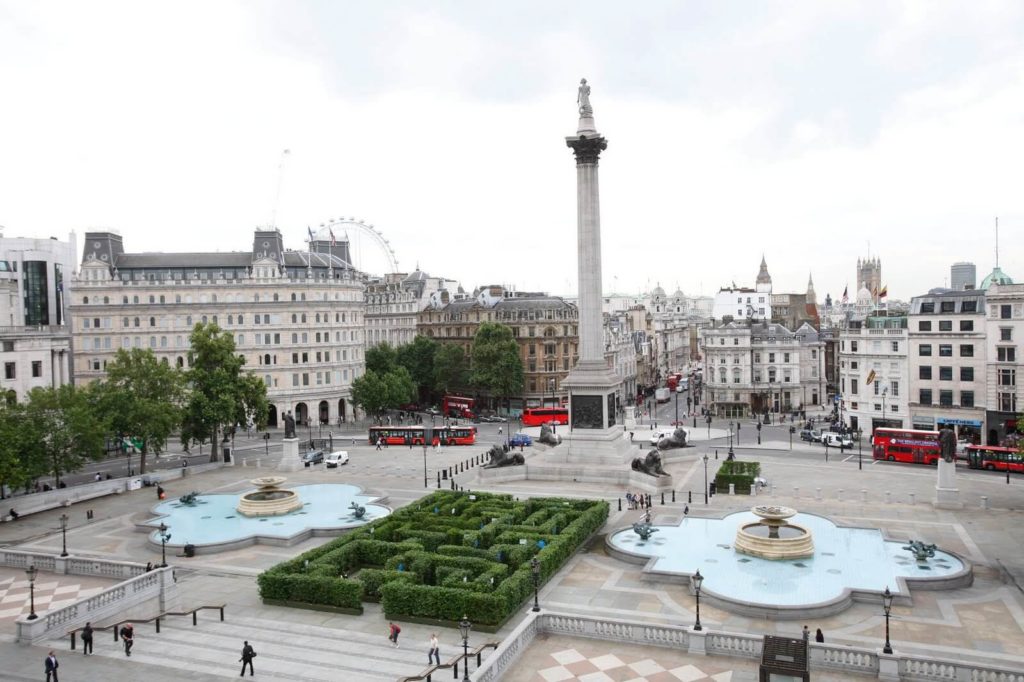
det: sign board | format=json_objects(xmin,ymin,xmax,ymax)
[{"xmin": 936, "ymin": 418, "xmax": 982, "ymax": 427}]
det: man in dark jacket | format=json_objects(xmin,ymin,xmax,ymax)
[
  {"xmin": 81, "ymin": 622, "xmax": 94, "ymax": 654},
  {"xmin": 120, "ymin": 622, "xmax": 134, "ymax": 656},
  {"xmin": 45, "ymin": 651, "xmax": 59, "ymax": 681},
  {"xmin": 240, "ymin": 640, "xmax": 256, "ymax": 676}
]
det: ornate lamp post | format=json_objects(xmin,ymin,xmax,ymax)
[
  {"xmin": 25, "ymin": 565, "xmax": 38, "ymax": 620},
  {"xmin": 458, "ymin": 615, "xmax": 472, "ymax": 682},
  {"xmin": 728, "ymin": 421, "xmax": 735, "ymax": 458},
  {"xmin": 882, "ymin": 586, "xmax": 894, "ymax": 654},
  {"xmin": 702, "ymin": 453, "xmax": 709, "ymax": 504},
  {"xmin": 59, "ymin": 513, "xmax": 69, "ymax": 557},
  {"xmin": 531, "ymin": 556, "xmax": 541, "ymax": 612},
  {"xmin": 158, "ymin": 522, "xmax": 171, "ymax": 568},
  {"xmin": 692, "ymin": 569, "xmax": 704, "ymax": 631}
]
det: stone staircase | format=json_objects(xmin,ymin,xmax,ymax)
[{"xmin": 46, "ymin": 613, "xmax": 486, "ymax": 681}]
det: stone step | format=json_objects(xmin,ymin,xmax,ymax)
[{"xmin": 48, "ymin": 613, "xmax": 488, "ymax": 681}]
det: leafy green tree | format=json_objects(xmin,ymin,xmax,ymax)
[
  {"xmin": 434, "ymin": 343, "xmax": 470, "ymax": 395},
  {"xmin": 397, "ymin": 335, "xmax": 438, "ymax": 401},
  {"xmin": 0, "ymin": 404, "xmax": 32, "ymax": 498},
  {"xmin": 470, "ymin": 323, "xmax": 524, "ymax": 419},
  {"xmin": 181, "ymin": 322, "xmax": 268, "ymax": 461},
  {"xmin": 366, "ymin": 342, "xmax": 399, "ymax": 375},
  {"xmin": 98, "ymin": 348, "xmax": 185, "ymax": 474},
  {"xmin": 23, "ymin": 384, "xmax": 108, "ymax": 486},
  {"xmin": 352, "ymin": 367, "xmax": 417, "ymax": 424}
]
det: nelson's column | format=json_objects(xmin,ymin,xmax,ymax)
[{"xmin": 561, "ymin": 79, "xmax": 633, "ymax": 464}]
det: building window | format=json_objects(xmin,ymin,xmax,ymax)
[
  {"xmin": 920, "ymin": 302, "xmax": 934, "ymax": 313},
  {"xmin": 31, "ymin": 361, "xmax": 42, "ymax": 377},
  {"xmin": 891, "ymin": 341, "xmax": 899, "ymax": 352},
  {"xmin": 999, "ymin": 392, "xmax": 1017, "ymax": 412},
  {"xmin": 961, "ymin": 300, "xmax": 977, "ymax": 313},
  {"xmin": 997, "ymin": 347, "xmax": 1016, "ymax": 362},
  {"xmin": 1001, "ymin": 327, "xmax": 1012, "ymax": 341},
  {"xmin": 851, "ymin": 379, "xmax": 858, "ymax": 394},
  {"xmin": 918, "ymin": 321, "xmax": 932, "ymax": 331},
  {"xmin": 4, "ymin": 362, "xmax": 14, "ymax": 379},
  {"xmin": 939, "ymin": 390, "xmax": 953, "ymax": 407},
  {"xmin": 891, "ymin": 381, "xmax": 899, "ymax": 397},
  {"xmin": 1001, "ymin": 304, "xmax": 1012, "ymax": 319},
  {"xmin": 960, "ymin": 344, "xmax": 973, "ymax": 357},
  {"xmin": 919, "ymin": 344, "xmax": 932, "ymax": 356},
  {"xmin": 939, "ymin": 367, "xmax": 952, "ymax": 381},
  {"xmin": 938, "ymin": 320, "xmax": 952, "ymax": 332},
  {"xmin": 959, "ymin": 320, "xmax": 973, "ymax": 332},
  {"xmin": 961, "ymin": 391, "xmax": 974, "ymax": 408},
  {"xmin": 851, "ymin": 341, "xmax": 858, "ymax": 352},
  {"xmin": 960, "ymin": 367, "xmax": 974, "ymax": 381},
  {"xmin": 938, "ymin": 345, "xmax": 952, "ymax": 357},
  {"xmin": 998, "ymin": 368, "xmax": 1016, "ymax": 386},
  {"xmin": 940, "ymin": 301, "xmax": 955, "ymax": 313},
  {"xmin": 919, "ymin": 389, "xmax": 932, "ymax": 405}
]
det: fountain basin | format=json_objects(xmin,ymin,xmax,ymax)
[
  {"xmin": 734, "ymin": 505, "xmax": 814, "ymax": 560},
  {"xmin": 237, "ymin": 477, "xmax": 303, "ymax": 517}
]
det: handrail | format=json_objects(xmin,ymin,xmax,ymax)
[
  {"xmin": 67, "ymin": 604, "xmax": 225, "ymax": 650},
  {"xmin": 397, "ymin": 641, "xmax": 500, "ymax": 682}
]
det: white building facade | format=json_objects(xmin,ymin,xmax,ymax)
[
  {"xmin": 984, "ymin": 283, "xmax": 1024, "ymax": 445},
  {"xmin": 837, "ymin": 314, "xmax": 909, "ymax": 433}
]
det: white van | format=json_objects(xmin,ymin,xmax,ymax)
[{"xmin": 325, "ymin": 451, "xmax": 350, "ymax": 468}]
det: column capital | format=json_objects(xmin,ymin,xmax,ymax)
[{"xmin": 566, "ymin": 135, "xmax": 608, "ymax": 165}]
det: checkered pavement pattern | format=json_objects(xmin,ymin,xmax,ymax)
[
  {"xmin": 538, "ymin": 648, "xmax": 735, "ymax": 682},
  {"xmin": 0, "ymin": 574, "xmax": 104, "ymax": 622}
]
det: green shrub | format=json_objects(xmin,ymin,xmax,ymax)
[{"xmin": 715, "ymin": 460, "xmax": 761, "ymax": 494}]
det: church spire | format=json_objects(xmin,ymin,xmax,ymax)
[{"xmin": 756, "ymin": 255, "xmax": 772, "ymax": 285}]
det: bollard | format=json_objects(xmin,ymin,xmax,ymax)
[
  {"xmin": 815, "ymin": 487, "xmax": 822, "ymax": 501},
  {"xmin": 618, "ymin": 498, "xmax": 621, "ymax": 511},
  {"xmin": 688, "ymin": 490, "xmax": 692, "ymax": 503},
  {"xmin": 437, "ymin": 472, "xmax": 441, "ymax": 488},
  {"xmin": 885, "ymin": 491, "xmax": 892, "ymax": 504},
  {"xmin": 661, "ymin": 492, "xmax": 665, "ymax": 505},
  {"xmin": 156, "ymin": 617, "xmax": 161, "ymax": 633},
  {"xmin": 715, "ymin": 450, "xmax": 718, "ymax": 460},
  {"xmin": 672, "ymin": 490, "xmax": 676, "ymax": 503},
  {"xmin": 861, "ymin": 489, "xmax": 868, "ymax": 503},
  {"xmin": 981, "ymin": 496, "xmax": 989, "ymax": 509},
  {"xmin": 838, "ymin": 489, "xmax": 843, "ymax": 502},
  {"xmin": 908, "ymin": 493, "xmax": 915, "ymax": 505},
  {"xmin": 729, "ymin": 483, "xmax": 735, "ymax": 495},
  {"xmin": 793, "ymin": 487, "xmax": 799, "ymax": 499}
]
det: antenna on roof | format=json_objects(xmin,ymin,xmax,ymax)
[{"xmin": 269, "ymin": 149, "xmax": 291, "ymax": 228}]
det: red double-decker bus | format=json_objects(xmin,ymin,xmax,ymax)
[
  {"xmin": 965, "ymin": 445, "xmax": 1024, "ymax": 472},
  {"xmin": 442, "ymin": 395, "xmax": 475, "ymax": 418},
  {"xmin": 521, "ymin": 407, "xmax": 569, "ymax": 427},
  {"xmin": 872, "ymin": 428, "xmax": 941, "ymax": 465},
  {"xmin": 369, "ymin": 425, "xmax": 477, "ymax": 447}
]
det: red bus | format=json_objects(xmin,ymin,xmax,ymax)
[
  {"xmin": 872, "ymin": 428, "xmax": 941, "ymax": 465},
  {"xmin": 966, "ymin": 445, "xmax": 1024, "ymax": 472},
  {"xmin": 522, "ymin": 407, "xmax": 569, "ymax": 427},
  {"xmin": 442, "ymin": 395, "xmax": 475, "ymax": 419},
  {"xmin": 369, "ymin": 425, "xmax": 477, "ymax": 447}
]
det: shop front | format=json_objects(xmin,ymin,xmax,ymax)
[{"xmin": 985, "ymin": 411, "xmax": 1020, "ymax": 447}]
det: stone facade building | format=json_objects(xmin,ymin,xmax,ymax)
[
  {"xmin": 364, "ymin": 269, "xmax": 461, "ymax": 348},
  {"xmin": 983, "ymin": 282, "xmax": 1024, "ymax": 445},
  {"xmin": 70, "ymin": 229, "xmax": 367, "ymax": 428},
  {"xmin": 416, "ymin": 285, "xmax": 578, "ymax": 410},
  {"xmin": 837, "ymin": 313, "xmax": 909, "ymax": 433}
]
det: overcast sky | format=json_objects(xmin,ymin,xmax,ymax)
[{"xmin": 2, "ymin": 1, "xmax": 1023, "ymax": 303}]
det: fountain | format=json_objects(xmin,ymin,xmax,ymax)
[
  {"xmin": 733, "ymin": 505, "xmax": 814, "ymax": 560},
  {"xmin": 236, "ymin": 477, "xmax": 302, "ymax": 517}
]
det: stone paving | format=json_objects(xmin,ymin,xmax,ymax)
[{"xmin": 0, "ymin": 421, "xmax": 1022, "ymax": 680}]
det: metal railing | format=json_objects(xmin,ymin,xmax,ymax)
[
  {"xmin": 397, "ymin": 641, "xmax": 500, "ymax": 682},
  {"xmin": 67, "ymin": 604, "xmax": 225, "ymax": 650}
]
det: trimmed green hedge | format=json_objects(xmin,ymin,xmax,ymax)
[
  {"xmin": 257, "ymin": 491, "xmax": 608, "ymax": 626},
  {"xmin": 715, "ymin": 460, "xmax": 761, "ymax": 494}
]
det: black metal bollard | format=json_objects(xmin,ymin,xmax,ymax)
[
  {"xmin": 618, "ymin": 498, "xmax": 621, "ymax": 511},
  {"xmin": 437, "ymin": 472, "xmax": 441, "ymax": 488},
  {"xmin": 156, "ymin": 617, "xmax": 161, "ymax": 633},
  {"xmin": 661, "ymin": 492, "xmax": 665, "ymax": 505},
  {"xmin": 672, "ymin": 490, "xmax": 676, "ymax": 503},
  {"xmin": 70, "ymin": 631, "xmax": 76, "ymax": 650},
  {"xmin": 715, "ymin": 450, "xmax": 718, "ymax": 460},
  {"xmin": 688, "ymin": 490, "xmax": 692, "ymax": 503}
]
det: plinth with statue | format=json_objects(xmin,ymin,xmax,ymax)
[
  {"xmin": 277, "ymin": 411, "xmax": 303, "ymax": 472},
  {"xmin": 933, "ymin": 426, "xmax": 963, "ymax": 509}
]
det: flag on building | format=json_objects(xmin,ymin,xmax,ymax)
[
  {"xmin": 307, "ymin": 226, "xmax": 315, "ymax": 242},
  {"xmin": 878, "ymin": 285, "xmax": 888, "ymax": 299},
  {"xmin": 329, "ymin": 228, "xmax": 337, "ymax": 246},
  {"xmin": 841, "ymin": 286, "xmax": 849, "ymax": 304},
  {"xmin": 866, "ymin": 369, "xmax": 876, "ymax": 385}
]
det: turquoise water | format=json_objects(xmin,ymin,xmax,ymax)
[
  {"xmin": 609, "ymin": 511, "xmax": 963, "ymax": 606},
  {"xmin": 146, "ymin": 483, "xmax": 389, "ymax": 546}
]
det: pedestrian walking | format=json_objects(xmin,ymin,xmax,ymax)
[
  {"xmin": 428, "ymin": 633, "xmax": 441, "ymax": 665},
  {"xmin": 45, "ymin": 651, "xmax": 59, "ymax": 682},
  {"xmin": 388, "ymin": 621, "xmax": 401, "ymax": 648},
  {"xmin": 802, "ymin": 625, "xmax": 810, "ymax": 642},
  {"xmin": 81, "ymin": 622, "xmax": 93, "ymax": 655},
  {"xmin": 120, "ymin": 622, "xmax": 134, "ymax": 656},
  {"xmin": 498, "ymin": 426, "xmax": 502, "ymax": 435},
  {"xmin": 683, "ymin": 504, "xmax": 689, "ymax": 517},
  {"xmin": 375, "ymin": 437, "xmax": 383, "ymax": 451},
  {"xmin": 815, "ymin": 628, "xmax": 824, "ymax": 643},
  {"xmin": 239, "ymin": 640, "xmax": 256, "ymax": 676}
]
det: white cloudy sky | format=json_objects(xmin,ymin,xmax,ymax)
[{"xmin": 2, "ymin": 1, "xmax": 1023, "ymax": 303}]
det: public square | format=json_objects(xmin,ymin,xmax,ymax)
[{"xmin": 2, "ymin": 409, "xmax": 1023, "ymax": 680}]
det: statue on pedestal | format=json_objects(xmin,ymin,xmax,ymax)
[
  {"xmin": 939, "ymin": 426, "xmax": 957, "ymax": 463},
  {"xmin": 284, "ymin": 411, "xmax": 296, "ymax": 439},
  {"xmin": 655, "ymin": 427, "xmax": 689, "ymax": 450},
  {"xmin": 577, "ymin": 78, "xmax": 592, "ymax": 116},
  {"xmin": 483, "ymin": 443, "xmax": 525, "ymax": 468},
  {"xmin": 631, "ymin": 449, "xmax": 669, "ymax": 477}
]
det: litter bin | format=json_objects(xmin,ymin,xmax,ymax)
[
  {"xmin": 184, "ymin": 544, "xmax": 195, "ymax": 558},
  {"xmin": 222, "ymin": 447, "xmax": 231, "ymax": 463},
  {"xmin": 709, "ymin": 481, "xmax": 717, "ymax": 496}
]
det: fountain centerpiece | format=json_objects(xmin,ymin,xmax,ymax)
[
  {"xmin": 734, "ymin": 505, "xmax": 814, "ymax": 560},
  {"xmin": 236, "ymin": 477, "xmax": 302, "ymax": 517}
]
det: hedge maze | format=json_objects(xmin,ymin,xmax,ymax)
[{"xmin": 257, "ymin": 491, "xmax": 609, "ymax": 627}]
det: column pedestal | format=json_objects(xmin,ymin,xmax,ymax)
[
  {"xmin": 933, "ymin": 458, "xmax": 962, "ymax": 509},
  {"xmin": 277, "ymin": 438, "xmax": 302, "ymax": 472}
]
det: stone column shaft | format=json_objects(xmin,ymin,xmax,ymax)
[{"xmin": 576, "ymin": 160, "xmax": 603, "ymax": 363}]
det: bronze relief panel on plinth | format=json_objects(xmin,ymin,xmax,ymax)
[{"xmin": 571, "ymin": 395, "xmax": 603, "ymax": 429}]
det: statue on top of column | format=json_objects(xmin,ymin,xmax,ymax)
[{"xmin": 577, "ymin": 78, "xmax": 592, "ymax": 116}]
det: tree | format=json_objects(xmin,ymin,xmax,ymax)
[
  {"xmin": 366, "ymin": 342, "xmax": 399, "ymax": 375},
  {"xmin": 181, "ymin": 323, "xmax": 268, "ymax": 461},
  {"xmin": 99, "ymin": 348, "xmax": 185, "ymax": 474},
  {"xmin": 352, "ymin": 366, "xmax": 417, "ymax": 423},
  {"xmin": 0, "ymin": 404, "xmax": 32, "ymax": 498},
  {"xmin": 23, "ymin": 384, "xmax": 108, "ymax": 486},
  {"xmin": 470, "ymin": 323, "xmax": 524, "ymax": 420},
  {"xmin": 434, "ymin": 343, "xmax": 470, "ymax": 395},
  {"xmin": 397, "ymin": 335, "xmax": 439, "ymax": 401}
]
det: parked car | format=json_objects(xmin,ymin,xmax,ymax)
[
  {"xmin": 649, "ymin": 429, "xmax": 675, "ymax": 445},
  {"xmin": 324, "ymin": 451, "xmax": 349, "ymax": 467},
  {"xmin": 799, "ymin": 429, "xmax": 822, "ymax": 443},
  {"xmin": 302, "ymin": 449, "xmax": 325, "ymax": 465},
  {"xmin": 509, "ymin": 433, "xmax": 533, "ymax": 447},
  {"xmin": 822, "ymin": 433, "xmax": 853, "ymax": 448}
]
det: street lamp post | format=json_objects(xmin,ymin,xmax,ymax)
[
  {"xmin": 858, "ymin": 427, "xmax": 863, "ymax": 470},
  {"xmin": 728, "ymin": 422, "xmax": 735, "ymax": 458},
  {"xmin": 422, "ymin": 418, "xmax": 434, "ymax": 489},
  {"xmin": 531, "ymin": 556, "xmax": 541, "ymax": 612},
  {"xmin": 459, "ymin": 615, "xmax": 472, "ymax": 682},
  {"xmin": 882, "ymin": 586, "xmax": 894, "ymax": 654},
  {"xmin": 692, "ymin": 569, "xmax": 704, "ymax": 631},
  {"xmin": 702, "ymin": 453, "xmax": 709, "ymax": 504},
  {"xmin": 158, "ymin": 522, "xmax": 171, "ymax": 567},
  {"xmin": 25, "ymin": 565, "xmax": 38, "ymax": 620},
  {"xmin": 705, "ymin": 414, "xmax": 711, "ymax": 439},
  {"xmin": 59, "ymin": 513, "xmax": 69, "ymax": 557}
]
